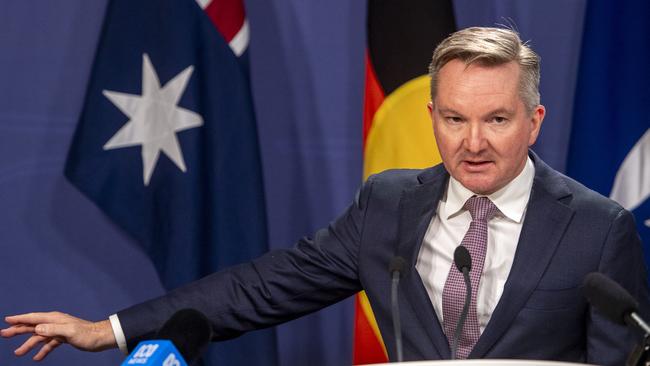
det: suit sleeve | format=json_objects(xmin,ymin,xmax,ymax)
[
  {"xmin": 116, "ymin": 177, "xmax": 376, "ymax": 350},
  {"xmin": 586, "ymin": 208, "xmax": 650, "ymax": 365}
]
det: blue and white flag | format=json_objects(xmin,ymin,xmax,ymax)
[
  {"xmin": 64, "ymin": 0, "xmax": 277, "ymax": 364},
  {"xmin": 567, "ymin": 0, "xmax": 650, "ymax": 273}
]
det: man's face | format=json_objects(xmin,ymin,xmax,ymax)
[{"xmin": 429, "ymin": 59, "xmax": 545, "ymax": 195}]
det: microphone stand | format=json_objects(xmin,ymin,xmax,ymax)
[
  {"xmin": 389, "ymin": 256, "xmax": 406, "ymax": 363},
  {"xmin": 451, "ymin": 266, "xmax": 471, "ymax": 360},
  {"xmin": 626, "ymin": 312, "xmax": 650, "ymax": 365},
  {"xmin": 627, "ymin": 333, "xmax": 650, "ymax": 366},
  {"xmin": 391, "ymin": 269, "xmax": 403, "ymax": 362}
]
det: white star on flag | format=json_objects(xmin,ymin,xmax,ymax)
[{"xmin": 103, "ymin": 53, "xmax": 203, "ymax": 186}]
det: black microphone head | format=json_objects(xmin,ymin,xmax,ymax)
[
  {"xmin": 156, "ymin": 308, "xmax": 212, "ymax": 364},
  {"xmin": 582, "ymin": 272, "xmax": 639, "ymax": 325},
  {"xmin": 454, "ymin": 246, "xmax": 472, "ymax": 272},
  {"xmin": 389, "ymin": 256, "xmax": 407, "ymax": 275}
]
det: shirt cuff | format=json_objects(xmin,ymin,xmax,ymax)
[{"xmin": 108, "ymin": 314, "xmax": 129, "ymax": 355}]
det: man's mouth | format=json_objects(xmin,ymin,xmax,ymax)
[{"xmin": 462, "ymin": 160, "xmax": 492, "ymax": 171}]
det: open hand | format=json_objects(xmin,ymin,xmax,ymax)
[{"xmin": 1, "ymin": 312, "xmax": 116, "ymax": 361}]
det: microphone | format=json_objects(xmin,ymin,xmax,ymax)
[
  {"xmin": 156, "ymin": 308, "xmax": 212, "ymax": 364},
  {"xmin": 451, "ymin": 245, "xmax": 472, "ymax": 360},
  {"xmin": 389, "ymin": 256, "xmax": 407, "ymax": 362},
  {"xmin": 121, "ymin": 309, "xmax": 212, "ymax": 366},
  {"xmin": 582, "ymin": 272, "xmax": 650, "ymax": 335}
]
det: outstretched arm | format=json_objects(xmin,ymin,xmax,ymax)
[{"xmin": 1, "ymin": 312, "xmax": 117, "ymax": 361}]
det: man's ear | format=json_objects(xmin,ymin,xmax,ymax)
[{"xmin": 528, "ymin": 104, "xmax": 545, "ymax": 146}]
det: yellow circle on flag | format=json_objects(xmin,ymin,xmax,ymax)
[{"xmin": 364, "ymin": 75, "xmax": 442, "ymax": 180}]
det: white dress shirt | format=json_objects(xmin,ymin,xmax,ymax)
[
  {"xmin": 416, "ymin": 157, "xmax": 535, "ymax": 333},
  {"xmin": 109, "ymin": 314, "xmax": 128, "ymax": 354}
]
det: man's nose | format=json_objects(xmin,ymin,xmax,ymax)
[{"xmin": 463, "ymin": 122, "xmax": 485, "ymax": 153}]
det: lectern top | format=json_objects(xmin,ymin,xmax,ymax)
[{"xmin": 364, "ymin": 360, "xmax": 595, "ymax": 366}]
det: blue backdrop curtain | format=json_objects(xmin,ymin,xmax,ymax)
[{"xmin": 3, "ymin": 1, "xmax": 640, "ymax": 365}]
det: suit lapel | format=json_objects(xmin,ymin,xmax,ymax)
[
  {"xmin": 469, "ymin": 155, "xmax": 575, "ymax": 358},
  {"xmin": 396, "ymin": 166, "xmax": 451, "ymax": 359}
]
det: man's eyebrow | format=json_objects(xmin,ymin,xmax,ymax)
[
  {"xmin": 436, "ymin": 107, "xmax": 515, "ymax": 117},
  {"xmin": 437, "ymin": 108, "xmax": 465, "ymax": 116},
  {"xmin": 484, "ymin": 108, "xmax": 515, "ymax": 117}
]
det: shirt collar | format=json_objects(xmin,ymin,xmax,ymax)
[{"xmin": 442, "ymin": 156, "xmax": 535, "ymax": 223}]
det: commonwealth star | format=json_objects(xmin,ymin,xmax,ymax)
[{"xmin": 103, "ymin": 53, "xmax": 203, "ymax": 186}]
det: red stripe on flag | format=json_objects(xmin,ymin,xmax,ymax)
[
  {"xmin": 352, "ymin": 296, "xmax": 389, "ymax": 364},
  {"xmin": 204, "ymin": 0, "xmax": 245, "ymax": 42},
  {"xmin": 354, "ymin": 50, "xmax": 389, "ymax": 365},
  {"xmin": 362, "ymin": 50, "xmax": 385, "ymax": 149}
]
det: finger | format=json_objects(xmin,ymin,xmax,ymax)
[
  {"xmin": 35, "ymin": 323, "xmax": 76, "ymax": 339},
  {"xmin": 0, "ymin": 324, "xmax": 36, "ymax": 337},
  {"xmin": 14, "ymin": 334, "xmax": 48, "ymax": 356},
  {"xmin": 5, "ymin": 312, "xmax": 68, "ymax": 325},
  {"xmin": 33, "ymin": 338, "xmax": 62, "ymax": 361}
]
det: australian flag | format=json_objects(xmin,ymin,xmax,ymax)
[
  {"xmin": 64, "ymin": 0, "xmax": 277, "ymax": 364},
  {"xmin": 567, "ymin": 0, "xmax": 650, "ymax": 278}
]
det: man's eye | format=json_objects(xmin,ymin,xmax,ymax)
[
  {"xmin": 446, "ymin": 116, "xmax": 463, "ymax": 123},
  {"xmin": 491, "ymin": 116, "xmax": 507, "ymax": 124}
]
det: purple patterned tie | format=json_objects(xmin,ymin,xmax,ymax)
[{"xmin": 442, "ymin": 196, "xmax": 499, "ymax": 359}]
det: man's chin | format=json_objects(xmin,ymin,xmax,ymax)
[{"xmin": 456, "ymin": 176, "xmax": 498, "ymax": 195}]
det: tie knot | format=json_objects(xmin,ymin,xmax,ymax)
[{"xmin": 464, "ymin": 196, "xmax": 498, "ymax": 222}]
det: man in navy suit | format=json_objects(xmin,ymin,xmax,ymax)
[{"xmin": 3, "ymin": 27, "xmax": 649, "ymax": 365}]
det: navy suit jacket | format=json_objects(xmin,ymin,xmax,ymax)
[{"xmin": 118, "ymin": 152, "xmax": 650, "ymax": 365}]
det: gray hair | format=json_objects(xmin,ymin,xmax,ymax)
[{"xmin": 429, "ymin": 27, "xmax": 540, "ymax": 112}]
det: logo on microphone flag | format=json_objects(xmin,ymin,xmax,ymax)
[
  {"xmin": 122, "ymin": 341, "xmax": 187, "ymax": 366},
  {"xmin": 567, "ymin": 0, "xmax": 650, "ymax": 273},
  {"xmin": 65, "ymin": 0, "xmax": 276, "ymax": 364}
]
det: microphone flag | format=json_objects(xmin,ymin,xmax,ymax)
[
  {"xmin": 121, "ymin": 341, "xmax": 187, "ymax": 366},
  {"xmin": 64, "ymin": 0, "xmax": 276, "ymax": 364}
]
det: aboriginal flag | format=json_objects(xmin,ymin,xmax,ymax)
[{"xmin": 353, "ymin": 1, "xmax": 456, "ymax": 363}]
